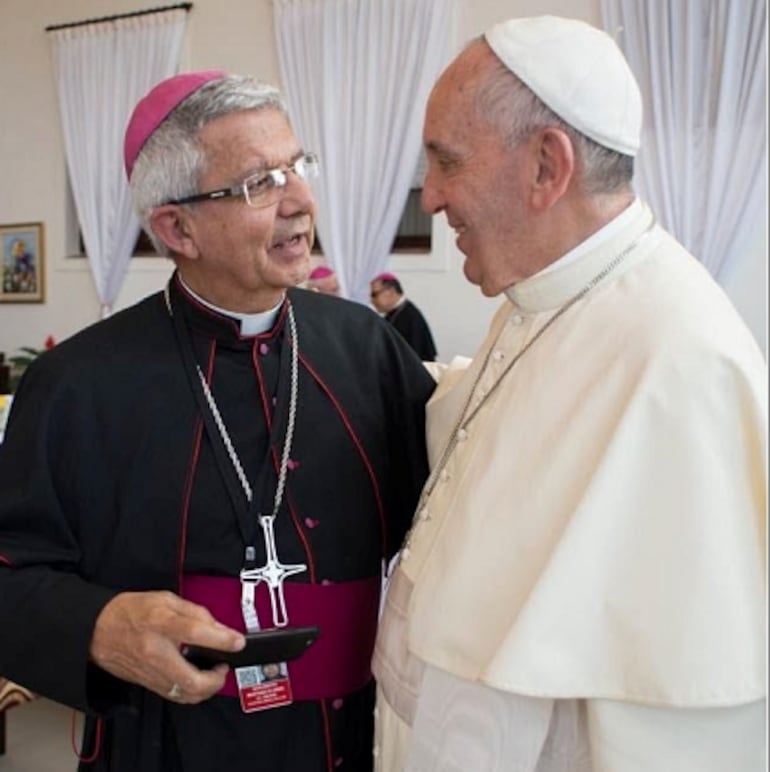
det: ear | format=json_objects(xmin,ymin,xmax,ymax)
[
  {"xmin": 530, "ymin": 127, "xmax": 574, "ymax": 211},
  {"xmin": 149, "ymin": 205, "xmax": 201, "ymax": 259}
]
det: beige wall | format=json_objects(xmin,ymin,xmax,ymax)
[{"xmin": 0, "ymin": 0, "xmax": 765, "ymax": 363}]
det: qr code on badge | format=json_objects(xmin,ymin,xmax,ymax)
[{"xmin": 235, "ymin": 666, "xmax": 261, "ymax": 688}]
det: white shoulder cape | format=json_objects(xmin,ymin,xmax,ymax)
[{"xmin": 400, "ymin": 204, "xmax": 767, "ymax": 708}]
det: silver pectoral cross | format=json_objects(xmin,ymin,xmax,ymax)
[{"xmin": 240, "ymin": 515, "xmax": 307, "ymax": 629}]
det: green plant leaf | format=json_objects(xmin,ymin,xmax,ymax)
[{"xmin": 8, "ymin": 356, "xmax": 35, "ymax": 367}]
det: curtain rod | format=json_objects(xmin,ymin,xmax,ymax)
[{"xmin": 45, "ymin": 3, "xmax": 193, "ymax": 32}]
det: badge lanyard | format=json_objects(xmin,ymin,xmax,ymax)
[{"xmin": 166, "ymin": 281, "xmax": 305, "ymax": 631}]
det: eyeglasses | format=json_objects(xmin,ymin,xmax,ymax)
[
  {"xmin": 370, "ymin": 287, "xmax": 387, "ymax": 299},
  {"xmin": 166, "ymin": 152, "xmax": 319, "ymax": 209}
]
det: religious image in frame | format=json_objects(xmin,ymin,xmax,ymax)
[{"xmin": 0, "ymin": 222, "xmax": 45, "ymax": 303}]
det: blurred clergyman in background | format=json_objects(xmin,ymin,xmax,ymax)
[
  {"xmin": 306, "ymin": 265, "xmax": 340, "ymax": 296},
  {"xmin": 370, "ymin": 272, "xmax": 437, "ymax": 361}
]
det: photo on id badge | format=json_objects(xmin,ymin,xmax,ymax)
[
  {"xmin": 258, "ymin": 662, "xmax": 287, "ymax": 682},
  {"xmin": 236, "ymin": 660, "xmax": 292, "ymax": 712}
]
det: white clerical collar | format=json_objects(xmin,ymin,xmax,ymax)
[
  {"xmin": 179, "ymin": 277, "xmax": 284, "ymax": 336},
  {"xmin": 504, "ymin": 197, "xmax": 641, "ymax": 304},
  {"xmin": 378, "ymin": 295, "xmax": 407, "ymax": 317}
]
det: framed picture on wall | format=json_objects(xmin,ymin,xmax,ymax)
[{"xmin": 0, "ymin": 222, "xmax": 45, "ymax": 303}]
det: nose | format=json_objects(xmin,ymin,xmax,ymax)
[
  {"xmin": 278, "ymin": 171, "xmax": 316, "ymax": 217},
  {"xmin": 421, "ymin": 175, "xmax": 445, "ymax": 215}
]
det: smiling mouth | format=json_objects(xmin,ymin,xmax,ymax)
[
  {"xmin": 271, "ymin": 233, "xmax": 305, "ymax": 249},
  {"xmin": 453, "ymin": 226, "xmax": 468, "ymax": 243}
]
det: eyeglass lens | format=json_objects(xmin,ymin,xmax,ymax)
[{"xmin": 244, "ymin": 154, "xmax": 319, "ymax": 208}]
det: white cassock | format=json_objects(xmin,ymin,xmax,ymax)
[{"xmin": 373, "ymin": 200, "xmax": 767, "ymax": 771}]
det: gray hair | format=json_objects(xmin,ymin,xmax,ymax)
[
  {"xmin": 130, "ymin": 75, "xmax": 288, "ymax": 256},
  {"xmin": 474, "ymin": 40, "xmax": 634, "ymax": 195}
]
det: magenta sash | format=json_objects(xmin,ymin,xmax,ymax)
[{"xmin": 182, "ymin": 574, "xmax": 380, "ymax": 701}]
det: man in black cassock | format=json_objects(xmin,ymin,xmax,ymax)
[
  {"xmin": 369, "ymin": 273, "xmax": 437, "ymax": 361},
  {"xmin": 0, "ymin": 72, "xmax": 435, "ymax": 772}
]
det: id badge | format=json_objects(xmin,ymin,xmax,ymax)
[{"xmin": 235, "ymin": 661, "xmax": 293, "ymax": 713}]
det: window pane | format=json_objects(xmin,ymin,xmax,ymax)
[{"xmin": 392, "ymin": 188, "xmax": 430, "ymax": 252}]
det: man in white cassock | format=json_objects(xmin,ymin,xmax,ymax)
[{"xmin": 372, "ymin": 15, "xmax": 767, "ymax": 772}]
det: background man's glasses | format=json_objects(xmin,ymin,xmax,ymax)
[
  {"xmin": 370, "ymin": 287, "xmax": 386, "ymax": 299},
  {"xmin": 165, "ymin": 152, "xmax": 319, "ymax": 209}
]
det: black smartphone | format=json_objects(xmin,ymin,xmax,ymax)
[{"xmin": 183, "ymin": 625, "xmax": 320, "ymax": 669}]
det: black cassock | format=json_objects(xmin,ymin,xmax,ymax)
[
  {"xmin": 0, "ymin": 275, "xmax": 435, "ymax": 771},
  {"xmin": 385, "ymin": 300, "xmax": 437, "ymax": 362}
]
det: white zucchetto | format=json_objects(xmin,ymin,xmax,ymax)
[{"xmin": 485, "ymin": 15, "xmax": 642, "ymax": 157}]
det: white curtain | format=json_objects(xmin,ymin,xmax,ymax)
[
  {"xmin": 600, "ymin": 0, "xmax": 767, "ymax": 283},
  {"xmin": 49, "ymin": 9, "xmax": 189, "ymax": 317},
  {"xmin": 274, "ymin": 0, "xmax": 451, "ymax": 303}
]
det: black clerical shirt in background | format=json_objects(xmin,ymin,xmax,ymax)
[{"xmin": 385, "ymin": 299, "xmax": 438, "ymax": 361}]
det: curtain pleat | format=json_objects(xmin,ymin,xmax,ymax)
[
  {"xmin": 274, "ymin": 0, "xmax": 452, "ymax": 303},
  {"xmin": 600, "ymin": 0, "xmax": 767, "ymax": 283},
  {"xmin": 49, "ymin": 9, "xmax": 189, "ymax": 316}
]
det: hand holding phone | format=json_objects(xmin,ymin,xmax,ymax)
[{"xmin": 183, "ymin": 625, "xmax": 320, "ymax": 670}]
